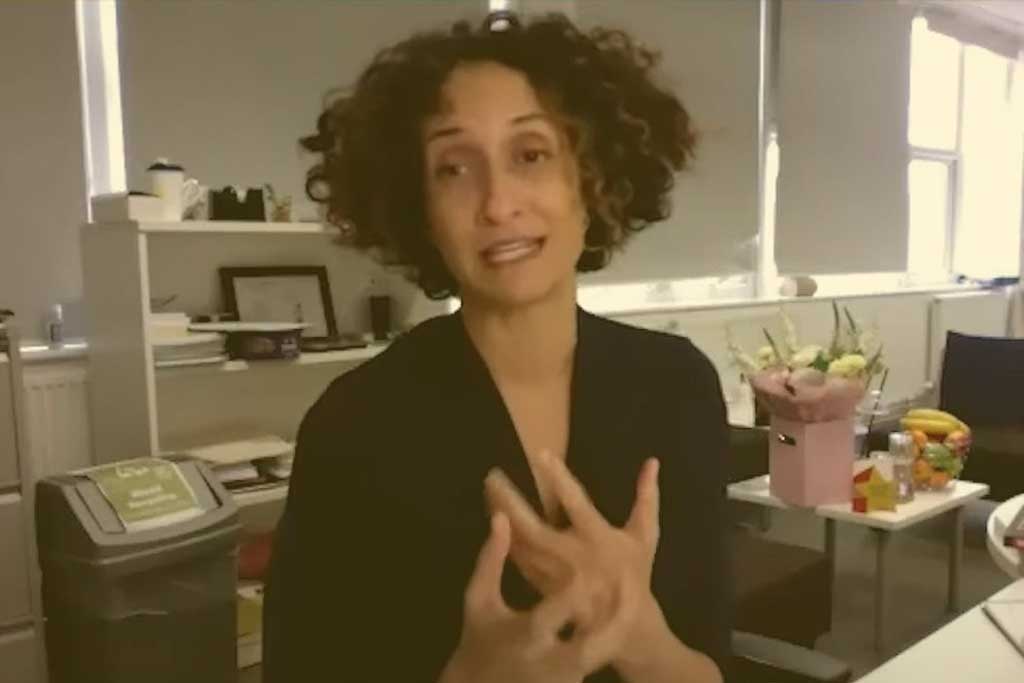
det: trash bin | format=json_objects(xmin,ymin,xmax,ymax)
[{"xmin": 35, "ymin": 455, "xmax": 241, "ymax": 683}]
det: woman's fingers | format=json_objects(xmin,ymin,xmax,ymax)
[
  {"xmin": 485, "ymin": 468, "xmax": 563, "ymax": 554},
  {"xmin": 625, "ymin": 458, "xmax": 661, "ymax": 550},
  {"xmin": 528, "ymin": 580, "xmax": 589, "ymax": 646},
  {"xmin": 464, "ymin": 512, "xmax": 511, "ymax": 618},
  {"xmin": 540, "ymin": 452, "xmax": 609, "ymax": 537},
  {"xmin": 508, "ymin": 540, "xmax": 569, "ymax": 593}
]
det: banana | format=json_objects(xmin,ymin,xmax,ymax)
[
  {"xmin": 900, "ymin": 417, "xmax": 959, "ymax": 436},
  {"xmin": 905, "ymin": 409, "xmax": 970, "ymax": 434}
]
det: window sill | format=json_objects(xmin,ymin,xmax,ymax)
[{"xmin": 579, "ymin": 279, "xmax": 988, "ymax": 318}]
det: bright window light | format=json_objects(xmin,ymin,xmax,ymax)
[
  {"xmin": 907, "ymin": 159, "xmax": 951, "ymax": 275},
  {"xmin": 956, "ymin": 45, "xmax": 1022, "ymax": 278},
  {"xmin": 908, "ymin": 17, "xmax": 960, "ymax": 150}
]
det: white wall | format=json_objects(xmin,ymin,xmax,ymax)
[{"xmin": 0, "ymin": 0, "xmax": 88, "ymax": 340}]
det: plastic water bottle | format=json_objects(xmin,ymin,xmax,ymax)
[{"xmin": 889, "ymin": 432, "xmax": 915, "ymax": 503}]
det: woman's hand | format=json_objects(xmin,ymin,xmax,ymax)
[
  {"xmin": 484, "ymin": 455, "xmax": 669, "ymax": 674},
  {"xmin": 440, "ymin": 512, "xmax": 598, "ymax": 683}
]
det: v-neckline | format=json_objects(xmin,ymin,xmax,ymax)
[{"xmin": 454, "ymin": 306, "xmax": 586, "ymax": 519}]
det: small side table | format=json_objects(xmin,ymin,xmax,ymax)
[{"xmin": 728, "ymin": 476, "xmax": 990, "ymax": 656}]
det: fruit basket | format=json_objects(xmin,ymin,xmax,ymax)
[{"xmin": 900, "ymin": 409, "xmax": 971, "ymax": 491}]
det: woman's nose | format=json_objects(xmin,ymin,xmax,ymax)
[{"xmin": 479, "ymin": 165, "xmax": 521, "ymax": 226}]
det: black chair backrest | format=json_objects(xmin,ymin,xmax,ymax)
[{"xmin": 939, "ymin": 331, "xmax": 1024, "ymax": 428}]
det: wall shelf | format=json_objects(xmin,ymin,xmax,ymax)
[
  {"xmin": 88, "ymin": 220, "xmax": 338, "ymax": 235},
  {"xmin": 80, "ymin": 220, "xmax": 383, "ymax": 465},
  {"xmin": 155, "ymin": 345, "xmax": 385, "ymax": 377}
]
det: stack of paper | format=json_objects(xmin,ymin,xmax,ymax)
[
  {"xmin": 185, "ymin": 435, "xmax": 295, "ymax": 491},
  {"xmin": 153, "ymin": 332, "xmax": 227, "ymax": 368}
]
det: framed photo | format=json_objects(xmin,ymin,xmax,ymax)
[{"xmin": 219, "ymin": 266, "xmax": 338, "ymax": 340}]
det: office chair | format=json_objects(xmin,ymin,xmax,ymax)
[{"xmin": 939, "ymin": 331, "xmax": 1024, "ymax": 501}]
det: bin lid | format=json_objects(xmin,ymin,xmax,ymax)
[{"xmin": 35, "ymin": 456, "xmax": 240, "ymax": 574}]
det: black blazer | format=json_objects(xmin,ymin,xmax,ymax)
[{"xmin": 264, "ymin": 308, "xmax": 731, "ymax": 682}]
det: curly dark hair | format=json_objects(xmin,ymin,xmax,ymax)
[{"xmin": 301, "ymin": 11, "xmax": 696, "ymax": 299}]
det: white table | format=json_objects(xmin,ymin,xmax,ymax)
[
  {"xmin": 988, "ymin": 494, "xmax": 1024, "ymax": 578},
  {"xmin": 728, "ymin": 475, "xmax": 991, "ymax": 655},
  {"xmin": 856, "ymin": 579, "xmax": 1024, "ymax": 682}
]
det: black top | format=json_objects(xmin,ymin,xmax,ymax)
[{"xmin": 264, "ymin": 308, "xmax": 731, "ymax": 682}]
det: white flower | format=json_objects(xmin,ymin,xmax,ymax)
[
  {"xmin": 828, "ymin": 353, "xmax": 867, "ymax": 378},
  {"xmin": 790, "ymin": 344, "xmax": 823, "ymax": 368},
  {"xmin": 781, "ymin": 309, "xmax": 799, "ymax": 354},
  {"xmin": 756, "ymin": 345, "xmax": 777, "ymax": 367}
]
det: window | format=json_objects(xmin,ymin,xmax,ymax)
[
  {"xmin": 907, "ymin": 158, "xmax": 953, "ymax": 275},
  {"xmin": 907, "ymin": 17, "xmax": 1024, "ymax": 279},
  {"xmin": 958, "ymin": 45, "xmax": 1024, "ymax": 277}
]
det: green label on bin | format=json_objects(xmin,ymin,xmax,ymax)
[{"xmin": 82, "ymin": 458, "xmax": 202, "ymax": 532}]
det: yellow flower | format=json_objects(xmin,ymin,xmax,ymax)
[
  {"xmin": 790, "ymin": 344, "xmax": 823, "ymax": 368},
  {"xmin": 828, "ymin": 353, "xmax": 867, "ymax": 378}
]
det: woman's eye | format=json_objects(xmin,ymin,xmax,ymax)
[
  {"xmin": 434, "ymin": 162, "xmax": 467, "ymax": 180},
  {"xmin": 518, "ymin": 148, "xmax": 552, "ymax": 165}
]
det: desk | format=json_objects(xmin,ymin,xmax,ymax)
[
  {"xmin": 857, "ymin": 579, "xmax": 1024, "ymax": 682},
  {"xmin": 728, "ymin": 476, "xmax": 990, "ymax": 655}
]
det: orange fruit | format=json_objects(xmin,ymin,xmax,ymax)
[{"xmin": 911, "ymin": 430, "xmax": 929, "ymax": 449}]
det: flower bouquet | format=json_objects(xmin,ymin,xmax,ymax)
[{"xmin": 728, "ymin": 303, "xmax": 886, "ymax": 506}]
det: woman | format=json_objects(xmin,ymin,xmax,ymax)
[{"xmin": 265, "ymin": 11, "xmax": 730, "ymax": 683}]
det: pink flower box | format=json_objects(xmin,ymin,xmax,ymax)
[{"xmin": 769, "ymin": 415, "xmax": 856, "ymax": 507}]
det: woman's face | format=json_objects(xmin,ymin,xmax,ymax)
[{"xmin": 422, "ymin": 61, "xmax": 587, "ymax": 310}]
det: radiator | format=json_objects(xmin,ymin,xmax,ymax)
[
  {"xmin": 928, "ymin": 289, "xmax": 1011, "ymax": 384},
  {"xmin": 22, "ymin": 362, "xmax": 93, "ymax": 478}
]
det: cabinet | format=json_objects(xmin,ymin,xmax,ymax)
[{"xmin": 0, "ymin": 325, "xmax": 46, "ymax": 683}]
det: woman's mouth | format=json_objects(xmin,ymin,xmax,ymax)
[{"xmin": 481, "ymin": 238, "xmax": 544, "ymax": 265}]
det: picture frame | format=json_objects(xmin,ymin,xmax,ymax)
[{"xmin": 219, "ymin": 266, "xmax": 339, "ymax": 341}]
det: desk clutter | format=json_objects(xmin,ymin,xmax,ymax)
[
  {"xmin": 149, "ymin": 311, "xmax": 370, "ymax": 367},
  {"xmin": 90, "ymin": 157, "xmax": 305, "ymax": 223}
]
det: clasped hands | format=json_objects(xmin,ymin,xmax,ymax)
[{"xmin": 441, "ymin": 453, "xmax": 667, "ymax": 683}]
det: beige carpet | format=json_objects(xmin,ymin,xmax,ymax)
[{"xmin": 758, "ymin": 506, "xmax": 1014, "ymax": 679}]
